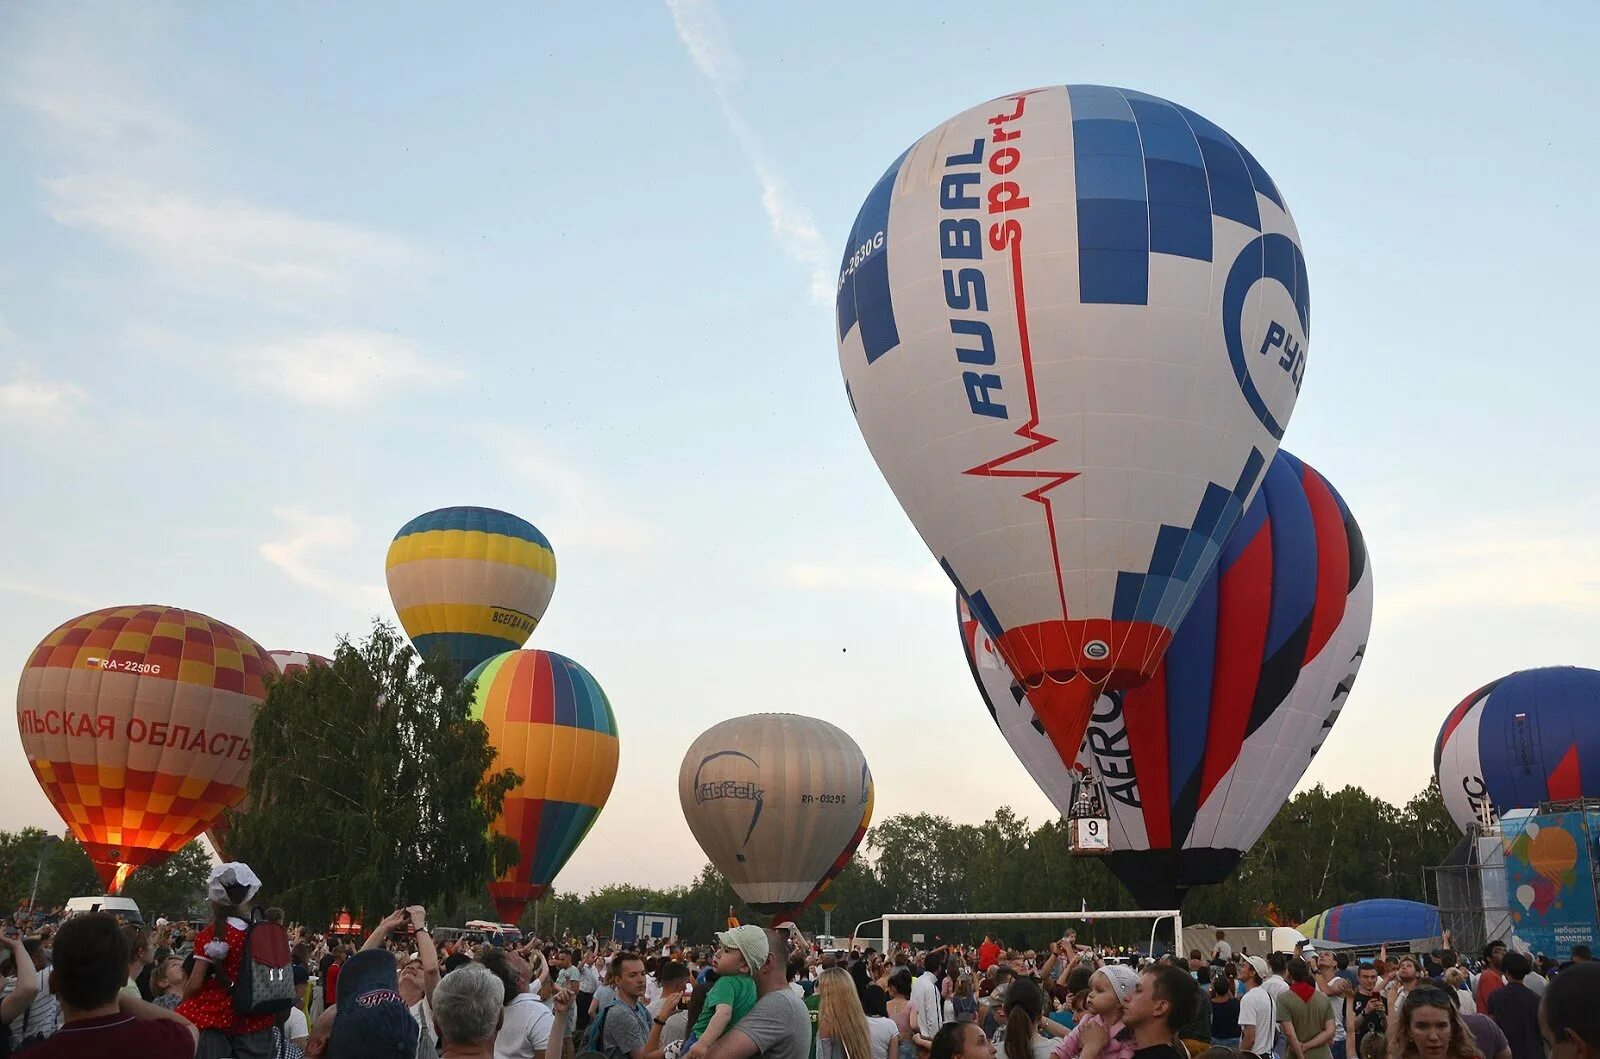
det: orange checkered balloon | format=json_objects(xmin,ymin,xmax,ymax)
[{"xmin": 16, "ymin": 605, "xmax": 274, "ymax": 893}]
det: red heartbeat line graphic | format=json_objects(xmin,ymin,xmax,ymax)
[{"xmin": 963, "ymin": 230, "xmax": 1076, "ymax": 618}]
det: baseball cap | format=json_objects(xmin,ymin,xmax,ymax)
[
  {"xmin": 715, "ymin": 925, "xmax": 770, "ymax": 974},
  {"xmin": 330, "ymin": 948, "xmax": 421, "ymax": 1059},
  {"xmin": 1244, "ymin": 956, "xmax": 1271, "ymax": 980}
]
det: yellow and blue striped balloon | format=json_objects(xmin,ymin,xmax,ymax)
[{"xmin": 385, "ymin": 506, "xmax": 556, "ymax": 679}]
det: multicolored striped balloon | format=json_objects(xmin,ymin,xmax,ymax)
[
  {"xmin": 963, "ymin": 450, "xmax": 1371, "ymax": 908},
  {"xmin": 466, "ymin": 650, "xmax": 619, "ymax": 922},
  {"xmin": 386, "ymin": 506, "xmax": 557, "ymax": 679},
  {"xmin": 16, "ymin": 605, "xmax": 274, "ymax": 892},
  {"xmin": 205, "ymin": 648, "xmax": 332, "ymax": 859}
]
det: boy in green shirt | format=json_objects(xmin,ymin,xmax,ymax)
[{"xmin": 685, "ymin": 925, "xmax": 768, "ymax": 1059}]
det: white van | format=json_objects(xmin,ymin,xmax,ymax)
[{"xmin": 64, "ymin": 895, "xmax": 143, "ymax": 923}]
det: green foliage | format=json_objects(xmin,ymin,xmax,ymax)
[
  {"xmin": 0, "ymin": 828, "xmax": 57, "ymax": 911},
  {"xmin": 226, "ymin": 621, "xmax": 520, "ymax": 927},
  {"xmin": 120, "ymin": 842, "xmax": 212, "ymax": 920}
]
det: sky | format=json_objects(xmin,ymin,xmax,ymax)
[{"xmin": 3, "ymin": 2, "xmax": 1598, "ymax": 898}]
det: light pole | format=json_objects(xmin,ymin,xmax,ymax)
[{"xmin": 28, "ymin": 833, "xmax": 63, "ymax": 913}]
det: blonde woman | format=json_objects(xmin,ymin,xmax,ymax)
[
  {"xmin": 1386, "ymin": 986, "xmax": 1482, "ymax": 1059},
  {"xmin": 820, "ymin": 967, "xmax": 900, "ymax": 1059}
]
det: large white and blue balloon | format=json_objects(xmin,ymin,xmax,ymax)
[{"xmin": 838, "ymin": 85, "xmax": 1310, "ymax": 759}]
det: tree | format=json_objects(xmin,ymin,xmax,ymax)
[
  {"xmin": 121, "ymin": 842, "xmax": 212, "ymax": 920},
  {"xmin": 0, "ymin": 828, "xmax": 58, "ymax": 912},
  {"xmin": 227, "ymin": 622, "xmax": 520, "ymax": 927},
  {"xmin": 36, "ymin": 837, "xmax": 100, "ymax": 909}
]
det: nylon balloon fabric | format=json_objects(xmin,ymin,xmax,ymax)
[
  {"xmin": 679, "ymin": 714, "xmax": 874, "ymax": 923},
  {"xmin": 1434, "ymin": 666, "xmax": 1600, "ymax": 832},
  {"xmin": 1299, "ymin": 899, "xmax": 1440, "ymax": 946},
  {"xmin": 16, "ymin": 605, "xmax": 274, "ymax": 892},
  {"xmin": 467, "ymin": 650, "xmax": 619, "ymax": 923},
  {"xmin": 386, "ymin": 506, "xmax": 557, "ymax": 680},
  {"xmin": 841, "ymin": 85, "xmax": 1309, "ymax": 773},
  {"xmin": 961, "ymin": 450, "xmax": 1369, "ymax": 908}
]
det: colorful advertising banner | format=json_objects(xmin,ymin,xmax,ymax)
[{"xmin": 1502, "ymin": 809, "xmax": 1600, "ymax": 960}]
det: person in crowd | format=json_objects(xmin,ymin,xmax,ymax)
[
  {"xmin": 1440, "ymin": 970, "xmax": 1474, "ymax": 1017},
  {"xmin": 1460, "ymin": 1004, "xmax": 1511, "ymax": 1059},
  {"xmin": 684, "ymin": 927, "xmax": 766, "ymax": 1059},
  {"xmin": 980, "ymin": 939, "xmax": 1003, "ymax": 976},
  {"xmin": 887, "ymin": 970, "xmax": 916, "ymax": 1059},
  {"xmin": 1211, "ymin": 976, "xmax": 1242, "ymax": 1049},
  {"xmin": 2, "ymin": 928, "xmax": 42, "ymax": 1049},
  {"xmin": 1540, "ymin": 961, "xmax": 1598, "ymax": 1059},
  {"xmin": 599, "ymin": 950, "xmax": 680, "ymax": 1059},
  {"xmin": 1120, "ymin": 966, "xmax": 1199, "ymax": 1059},
  {"xmin": 25, "ymin": 911, "xmax": 199, "ymax": 1058},
  {"xmin": 992, "ymin": 976, "xmax": 1056, "ymax": 1059},
  {"xmin": 1274, "ymin": 958, "xmax": 1334, "ymax": 1059},
  {"xmin": 952, "ymin": 975, "xmax": 979, "ymax": 1026},
  {"xmin": 1387, "ymin": 986, "xmax": 1481, "ymax": 1059},
  {"xmin": 1384, "ymin": 959, "xmax": 1423, "ymax": 1015},
  {"xmin": 481, "ymin": 946, "xmax": 557, "ymax": 1059},
  {"xmin": 121, "ymin": 923, "xmax": 154, "ymax": 1000},
  {"xmin": 935, "ymin": 1020, "xmax": 1000, "ymax": 1059},
  {"xmin": 149, "ymin": 954, "xmax": 187, "ymax": 1009},
  {"xmin": 578, "ymin": 950, "xmax": 603, "ymax": 1037},
  {"xmin": 651, "ymin": 961, "xmax": 693, "ymax": 1050},
  {"xmin": 1212, "ymin": 935, "xmax": 1233, "ymax": 966},
  {"xmin": 1052, "ymin": 964, "xmax": 1136, "ymax": 1059},
  {"xmin": 911, "ymin": 952, "xmax": 950, "ymax": 1057},
  {"xmin": 176, "ymin": 861, "xmax": 280, "ymax": 1059},
  {"xmin": 433, "ymin": 962, "xmax": 507, "ymax": 1059},
  {"xmin": 328, "ymin": 947, "xmax": 423, "ymax": 1058},
  {"xmin": 706, "ymin": 927, "xmax": 811, "ymax": 1059},
  {"xmin": 818, "ymin": 966, "xmax": 897, "ymax": 1059},
  {"xmin": 1473, "ymin": 945, "xmax": 1507, "ymax": 1014},
  {"xmin": 1346, "ymin": 963, "xmax": 1386, "ymax": 1059},
  {"xmin": 1238, "ymin": 958, "xmax": 1278, "ymax": 1059},
  {"xmin": 1484, "ymin": 952, "xmax": 1541, "ymax": 1059}
]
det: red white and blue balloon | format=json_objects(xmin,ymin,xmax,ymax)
[
  {"xmin": 961, "ymin": 450, "xmax": 1368, "ymax": 907},
  {"xmin": 840, "ymin": 85, "xmax": 1309, "ymax": 762},
  {"xmin": 1435, "ymin": 667, "xmax": 1600, "ymax": 832}
]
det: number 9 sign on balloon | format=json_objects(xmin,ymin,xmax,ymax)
[{"xmin": 837, "ymin": 85, "xmax": 1309, "ymax": 761}]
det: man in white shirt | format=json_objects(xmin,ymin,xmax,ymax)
[
  {"xmin": 1213, "ymin": 932, "xmax": 1234, "ymax": 964},
  {"xmin": 909, "ymin": 955, "xmax": 944, "ymax": 1050},
  {"xmin": 483, "ymin": 949, "xmax": 557, "ymax": 1059},
  {"xmin": 1239, "ymin": 957, "xmax": 1279, "ymax": 1059}
]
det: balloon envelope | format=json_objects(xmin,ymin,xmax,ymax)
[
  {"xmin": 467, "ymin": 650, "xmax": 619, "ymax": 923},
  {"xmin": 840, "ymin": 84, "xmax": 1308, "ymax": 767},
  {"xmin": 1299, "ymin": 899, "xmax": 1441, "ymax": 946},
  {"xmin": 386, "ymin": 506, "xmax": 556, "ymax": 680},
  {"xmin": 16, "ymin": 605, "xmax": 273, "ymax": 892},
  {"xmin": 962, "ymin": 450, "xmax": 1369, "ymax": 907},
  {"xmin": 679, "ymin": 714, "xmax": 874, "ymax": 921},
  {"xmin": 204, "ymin": 648, "xmax": 332, "ymax": 859},
  {"xmin": 1435, "ymin": 666, "xmax": 1600, "ymax": 832}
]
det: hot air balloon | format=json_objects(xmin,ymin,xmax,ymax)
[
  {"xmin": 679, "ymin": 714, "xmax": 874, "ymax": 923},
  {"xmin": 15, "ymin": 605, "xmax": 274, "ymax": 892},
  {"xmin": 961, "ymin": 450, "xmax": 1370, "ymax": 907},
  {"xmin": 467, "ymin": 649, "xmax": 619, "ymax": 923},
  {"xmin": 386, "ymin": 506, "xmax": 557, "ymax": 680},
  {"xmin": 1435, "ymin": 667, "xmax": 1600, "ymax": 833},
  {"xmin": 840, "ymin": 84, "xmax": 1309, "ymax": 768},
  {"xmin": 1299, "ymin": 899, "xmax": 1441, "ymax": 946},
  {"xmin": 204, "ymin": 648, "xmax": 333, "ymax": 859}
]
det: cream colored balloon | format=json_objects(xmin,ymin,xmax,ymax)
[{"xmin": 679, "ymin": 714, "xmax": 873, "ymax": 918}]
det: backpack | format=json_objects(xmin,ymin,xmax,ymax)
[
  {"xmin": 577, "ymin": 1002, "xmax": 618, "ymax": 1059},
  {"xmin": 232, "ymin": 909, "xmax": 296, "ymax": 1017}
]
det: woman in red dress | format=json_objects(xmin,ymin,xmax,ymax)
[{"xmin": 176, "ymin": 863, "xmax": 279, "ymax": 1059}]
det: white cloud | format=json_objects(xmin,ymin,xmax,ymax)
[
  {"xmin": 0, "ymin": 365, "xmax": 88, "ymax": 424},
  {"xmin": 259, "ymin": 508, "xmax": 389, "ymax": 614},
  {"xmin": 0, "ymin": 575, "xmax": 98, "ymax": 610},
  {"xmin": 506, "ymin": 451, "xmax": 660, "ymax": 558},
  {"xmin": 42, "ymin": 175, "xmax": 422, "ymax": 299},
  {"xmin": 238, "ymin": 330, "xmax": 463, "ymax": 410},
  {"xmin": 665, "ymin": 0, "xmax": 834, "ymax": 305},
  {"xmin": 781, "ymin": 558, "xmax": 949, "ymax": 599}
]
